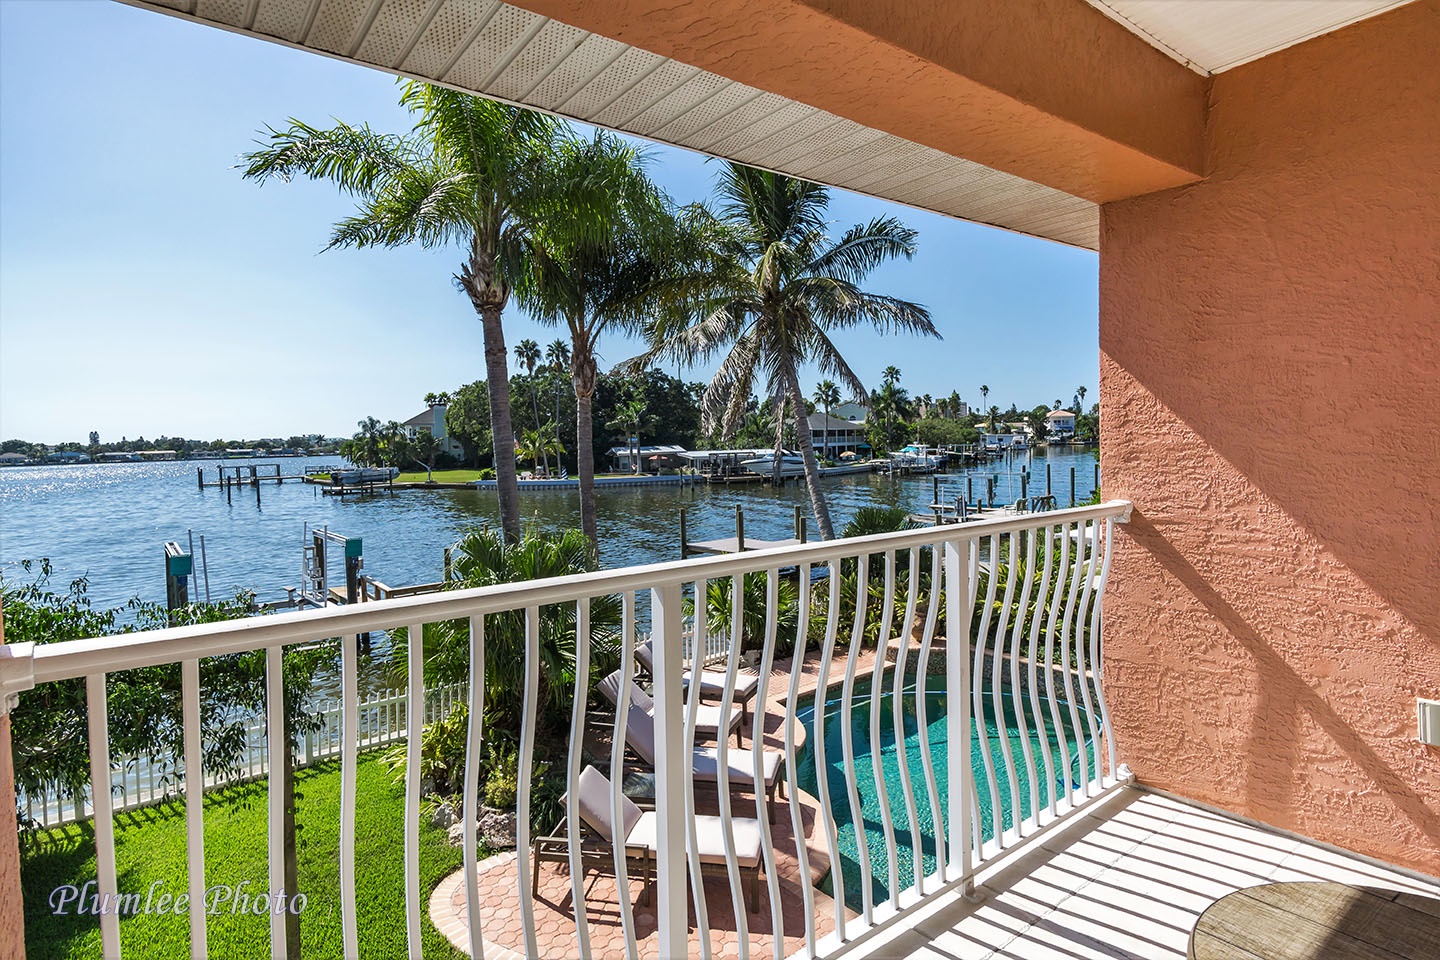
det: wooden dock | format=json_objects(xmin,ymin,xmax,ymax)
[
  {"xmin": 679, "ymin": 504, "xmax": 809, "ymax": 558},
  {"xmin": 682, "ymin": 536, "xmax": 804, "ymax": 556}
]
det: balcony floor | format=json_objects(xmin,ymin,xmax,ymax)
[{"xmin": 849, "ymin": 786, "xmax": 1439, "ymax": 960}]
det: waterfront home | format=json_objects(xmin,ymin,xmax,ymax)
[
  {"xmin": 807, "ymin": 412, "xmax": 868, "ymax": 459},
  {"xmin": 1046, "ymin": 407, "xmax": 1077, "ymax": 436},
  {"xmin": 400, "ymin": 403, "xmax": 464, "ymax": 459},
  {"xmin": 4, "ymin": 3, "xmax": 1436, "ymax": 960},
  {"xmin": 831, "ymin": 400, "xmax": 869, "ymax": 423}
]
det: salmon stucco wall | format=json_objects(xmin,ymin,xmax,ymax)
[{"xmin": 1099, "ymin": 0, "xmax": 1440, "ymax": 876}]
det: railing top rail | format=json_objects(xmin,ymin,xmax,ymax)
[{"xmin": 12, "ymin": 501, "xmax": 1131, "ymax": 686}]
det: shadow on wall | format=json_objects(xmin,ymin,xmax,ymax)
[{"xmin": 1121, "ymin": 506, "xmax": 1440, "ymax": 858}]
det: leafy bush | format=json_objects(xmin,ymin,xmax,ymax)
[
  {"xmin": 477, "ymin": 467, "xmax": 497, "ymax": 481},
  {"xmin": 2, "ymin": 561, "xmax": 332, "ymax": 826}
]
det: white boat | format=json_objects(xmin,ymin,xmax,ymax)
[
  {"xmin": 889, "ymin": 444, "xmax": 943, "ymax": 471},
  {"xmin": 740, "ymin": 450, "xmax": 806, "ymax": 477},
  {"xmin": 332, "ymin": 466, "xmax": 400, "ymax": 485}
]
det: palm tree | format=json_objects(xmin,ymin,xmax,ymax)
[
  {"xmin": 242, "ymin": 82, "xmax": 564, "ymax": 542},
  {"xmin": 514, "ymin": 338, "xmax": 549, "ymax": 476},
  {"xmin": 605, "ymin": 381, "xmax": 650, "ymax": 475},
  {"xmin": 546, "ymin": 339, "xmax": 570, "ymax": 469},
  {"xmin": 1076, "ymin": 384, "xmax": 1088, "ymax": 411},
  {"xmin": 516, "ymin": 131, "xmax": 676, "ymax": 546},
  {"xmin": 988, "ymin": 404, "xmax": 1001, "ymax": 431},
  {"xmin": 980, "ymin": 384, "xmax": 990, "ymax": 423},
  {"xmin": 883, "ymin": 365, "xmax": 902, "ymax": 388},
  {"xmin": 813, "ymin": 379, "xmax": 840, "ymax": 462},
  {"xmin": 635, "ymin": 164, "xmax": 936, "ymax": 540},
  {"xmin": 516, "ymin": 427, "xmax": 564, "ymax": 473}
]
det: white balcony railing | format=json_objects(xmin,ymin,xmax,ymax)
[{"xmin": 0, "ymin": 500, "xmax": 1132, "ymax": 959}]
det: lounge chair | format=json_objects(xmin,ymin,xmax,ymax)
[
  {"xmin": 620, "ymin": 703, "xmax": 785, "ymax": 820},
  {"xmin": 635, "ymin": 639, "xmax": 761, "ymax": 729},
  {"xmin": 533, "ymin": 765, "xmax": 763, "ymax": 910},
  {"xmin": 596, "ymin": 668, "xmax": 745, "ymax": 746}
]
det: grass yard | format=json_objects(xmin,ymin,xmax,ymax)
[
  {"xmin": 21, "ymin": 757, "xmax": 469, "ymax": 959},
  {"xmin": 392, "ymin": 469, "xmax": 485, "ymax": 484}
]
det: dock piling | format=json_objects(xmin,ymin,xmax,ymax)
[
  {"xmin": 679, "ymin": 508, "xmax": 689, "ymax": 559},
  {"xmin": 736, "ymin": 505, "xmax": 745, "ymax": 553},
  {"xmin": 1070, "ymin": 466, "xmax": 1076, "ymax": 506}
]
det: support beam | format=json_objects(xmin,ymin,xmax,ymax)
[{"xmin": 508, "ymin": 0, "xmax": 1206, "ymax": 202}]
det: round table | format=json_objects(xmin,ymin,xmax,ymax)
[{"xmin": 1189, "ymin": 881, "xmax": 1440, "ymax": 960}]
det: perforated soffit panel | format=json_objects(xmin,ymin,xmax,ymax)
[
  {"xmin": 121, "ymin": 0, "xmax": 1099, "ymax": 250},
  {"xmin": 1087, "ymin": 0, "xmax": 1415, "ymax": 75}
]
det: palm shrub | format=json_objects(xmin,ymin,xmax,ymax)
[
  {"xmin": 386, "ymin": 528, "xmax": 620, "ymax": 813},
  {"xmin": 686, "ymin": 572, "xmax": 801, "ymax": 657}
]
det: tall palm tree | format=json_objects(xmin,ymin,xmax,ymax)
[
  {"xmin": 814, "ymin": 379, "xmax": 840, "ymax": 461},
  {"xmin": 980, "ymin": 383, "xmax": 990, "ymax": 423},
  {"xmin": 516, "ymin": 131, "xmax": 676, "ymax": 547},
  {"xmin": 514, "ymin": 338, "xmax": 549, "ymax": 476},
  {"xmin": 546, "ymin": 339, "xmax": 570, "ymax": 469},
  {"xmin": 883, "ymin": 365, "xmax": 902, "ymax": 388},
  {"xmin": 242, "ymin": 82, "xmax": 563, "ymax": 542},
  {"xmin": 1076, "ymin": 384, "xmax": 1088, "ymax": 411},
  {"xmin": 635, "ymin": 164, "xmax": 936, "ymax": 540}
]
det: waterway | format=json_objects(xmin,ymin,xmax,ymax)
[{"xmin": 0, "ymin": 447, "xmax": 1097, "ymax": 613}]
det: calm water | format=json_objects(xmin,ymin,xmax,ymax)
[{"xmin": 0, "ymin": 448, "xmax": 1097, "ymax": 612}]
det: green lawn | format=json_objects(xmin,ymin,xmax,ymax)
[
  {"xmin": 21, "ymin": 757, "xmax": 468, "ymax": 959},
  {"xmin": 393, "ymin": 469, "xmax": 485, "ymax": 483}
]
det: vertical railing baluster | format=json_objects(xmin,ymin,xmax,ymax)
[
  {"xmin": 516, "ymin": 607, "xmax": 542, "ymax": 956},
  {"xmin": 1044, "ymin": 521, "xmax": 1075, "ymax": 810},
  {"xmin": 687, "ymin": 580, "xmax": 713, "ymax": 960},
  {"xmin": 971, "ymin": 534, "xmax": 1004, "ymax": 846},
  {"xmin": 339, "ymin": 631, "xmax": 359, "ymax": 958},
  {"xmin": 915, "ymin": 542, "xmax": 945, "ymax": 886},
  {"xmin": 404, "ymin": 623, "xmax": 424, "ymax": 955},
  {"xmin": 609, "ymin": 592, "xmax": 640, "ymax": 959},
  {"xmin": 944, "ymin": 535, "xmax": 973, "ymax": 889},
  {"xmin": 989, "ymin": 531, "xmax": 1023, "ymax": 845},
  {"xmin": 1027, "ymin": 524, "xmax": 1058, "ymax": 818},
  {"xmin": 715, "ymin": 574, "xmax": 749, "ymax": 957},
  {"xmin": 650, "ymin": 580, "xmax": 690, "ymax": 959},
  {"xmin": 814, "ymin": 559, "xmax": 846, "ymax": 941},
  {"xmin": 1075, "ymin": 519, "xmax": 1106, "ymax": 794},
  {"xmin": 841, "ymin": 552, "xmax": 875, "ymax": 924},
  {"xmin": 1091, "ymin": 518, "xmax": 1119, "ymax": 779},
  {"xmin": 462, "ymin": 616, "xmax": 487, "ymax": 960},
  {"xmin": 1059, "ymin": 521, "xmax": 1091, "ymax": 808},
  {"xmin": 86, "ymin": 673, "xmax": 121, "ymax": 958},
  {"xmin": 1009, "ymin": 527, "xmax": 1040, "ymax": 835},
  {"xmin": 868, "ymin": 550, "xmax": 900, "ymax": 908},
  {"xmin": 265, "ymin": 645, "xmax": 288, "ymax": 958},
  {"xmin": 783, "ymin": 564, "xmax": 818, "ymax": 957},
  {"xmin": 755, "ymin": 568, "xmax": 785, "ymax": 960},
  {"xmin": 566, "ymin": 598, "xmax": 593, "ymax": 960},
  {"xmin": 891, "ymin": 547, "xmax": 919, "ymax": 895},
  {"xmin": 1059, "ymin": 521, "xmax": 1088, "ymax": 805}
]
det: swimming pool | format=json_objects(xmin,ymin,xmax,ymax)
[{"xmin": 794, "ymin": 672, "xmax": 1095, "ymax": 911}]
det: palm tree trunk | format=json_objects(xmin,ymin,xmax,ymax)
[
  {"xmin": 480, "ymin": 302, "xmax": 521, "ymax": 542},
  {"xmin": 529, "ymin": 373, "xmax": 549, "ymax": 477},
  {"xmin": 784, "ymin": 366, "xmax": 835, "ymax": 540},
  {"xmin": 573, "ymin": 345, "xmax": 599, "ymax": 552}
]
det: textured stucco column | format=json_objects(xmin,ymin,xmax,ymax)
[
  {"xmin": 1, "ymin": 603, "xmax": 24, "ymax": 960},
  {"xmin": 1099, "ymin": 0, "xmax": 1440, "ymax": 876}
]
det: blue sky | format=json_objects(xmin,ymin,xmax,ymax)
[{"xmin": 0, "ymin": 0, "xmax": 1098, "ymax": 444}]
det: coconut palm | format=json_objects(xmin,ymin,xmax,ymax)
[
  {"xmin": 635, "ymin": 164, "xmax": 937, "ymax": 540},
  {"xmin": 814, "ymin": 379, "xmax": 840, "ymax": 461},
  {"xmin": 1077, "ymin": 384, "xmax": 1087, "ymax": 411},
  {"xmin": 516, "ymin": 427, "xmax": 564, "ymax": 474},
  {"xmin": 516, "ymin": 131, "xmax": 676, "ymax": 547},
  {"xmin": 514, "ymin": 338, "xmax": 549, "ymax": 476},
  {"xmin": 546, "ymin": 339, "xmax": 570, "ymax": 468},
  {"xmin": 883, "ymin": 366, "xmax": 902, "ymax": 388},
  {"xmin": 242, "ymin": 82, "xmax": 564, "ymax": 542}
]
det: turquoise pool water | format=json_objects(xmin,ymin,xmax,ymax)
[{"xmin": 795, "ymin": 673, "xmax": 1095, "ymax": 911}]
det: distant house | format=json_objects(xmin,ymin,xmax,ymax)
[
  {"xmin": 1046, "ymin": 408, "xmax": 1077, "ymax": 435},
  {"xmin": 401, "ymin": 404, "xmax": 465, "ymax": 459},
  {"xmin": 607, "ymin": 444, "xmax": 687, "ymax": 473},
  {"xmin": 831, "ymin": 400, "xmax": 869, "ymax": 423},
  {"xmin": 807, "ymin": 413, "xmax": 868, "ymax": 457},
  {"xmin": 0, "ymin": 452, "xmax": 29, "ymax": 466}
]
